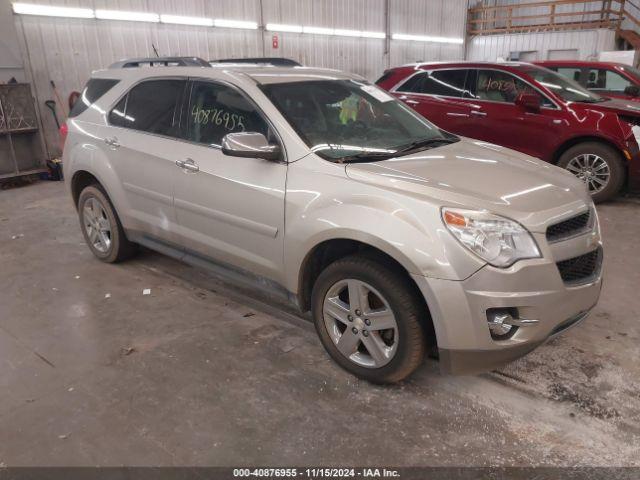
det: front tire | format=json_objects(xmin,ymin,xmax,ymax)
[
  {"xmin": 558, "ymin": 142, "xmax": 625, "ymax": 203},
  {"xmin": 311, "ymin": 255, "xmax": 427, "ymax": 383},
  {"xmin": 78, "ymin": 185, "xmax": 135, "ymax": 263}
]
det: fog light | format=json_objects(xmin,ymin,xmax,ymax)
[{"xmin": 487, "ymin": 308, "xmax": 518, "ymax": 340}]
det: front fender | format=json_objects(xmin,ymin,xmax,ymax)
[{"xmin": 282, "ymin": 156, "xmax": 484, "ymax": 294}]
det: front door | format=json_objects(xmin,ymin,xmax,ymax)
[
  {"xmin": 172, "ymin": 80, "xmax": 287, "ymax": 283},
  {"xmin": 465, "ymin": 69, "xmax": 562, "ymax": 160}
]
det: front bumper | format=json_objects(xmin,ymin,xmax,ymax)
[
  {"xmin": 412, "ymin": 231, "xmax": 603, "ymax": 375},
  {"xmin": 627, "ymin": 135, "xmax": 640, "ymax": 192}
]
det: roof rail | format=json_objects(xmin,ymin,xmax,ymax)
[
  {"xmin": 109, "ymin": 57, "xmax": 211, "ymax": 69},
  {"xmin": 210, "ymin": 57, "xmax": 302, "ymax": 67}
]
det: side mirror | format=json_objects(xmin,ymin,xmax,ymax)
[
  {"xmin": 221, "ymin": 132, "xmax": 281, "ymax": 161},
  {"xmin": 624, "ymin": 85, "xmax": 640, "ymax": 97},
  {"xmin": 515, "ymin": 92, "xmax": 541, "ymax": 112}
]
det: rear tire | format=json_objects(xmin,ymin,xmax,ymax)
[
  {"xmin": 311, "ymin": 255, "xmax": 427, "ymax": 383},
  {"xmin": 558, "ymin": 142, "xmax": 625, "ymax": 203},
  {"xmin": 78, "ymin": 185, "xmax": 136, "ymax": 263}
]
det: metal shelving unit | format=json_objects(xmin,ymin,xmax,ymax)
[{"xmin": 0, "ymin": 83, "xmax": 47, "ymax": 180}]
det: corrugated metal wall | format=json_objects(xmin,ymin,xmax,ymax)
[
  {"xmin": 466, "ymin": 28, "xmax": 616, "ymax": 61},
  {"xmin": 12, "ymin": 0, "xmax": 468, "ymax": 157}
]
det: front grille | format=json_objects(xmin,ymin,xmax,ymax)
[
  {"xmin": 556, "ymin": 248, "xmax": 602, "ymax": 284},
  {"xmin": 546, "ymin": 211, "xmax": 591, "ymax": 242}
]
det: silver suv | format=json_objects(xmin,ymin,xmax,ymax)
[{"xmin": 63, "ymin": 57, "xmax": 603, "ymax": 383}]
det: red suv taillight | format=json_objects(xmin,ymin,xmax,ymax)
[{"xmin": 59, "ymin": 122, "xmax": 68, "ymax": 153}]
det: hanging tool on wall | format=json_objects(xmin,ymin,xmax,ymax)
[
  {"xmin": 50, "ymin": 80, "xmax": 68, "ymax": 120},
  {"xmin": 44, "ymin": 100, "xmax": 60, "ymax": 129}
]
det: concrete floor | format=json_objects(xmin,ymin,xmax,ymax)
[{"xmin": 1, "ymin": 181, "xmax": 639, "ymax": 467}]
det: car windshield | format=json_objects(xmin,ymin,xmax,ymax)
[
  {"xmin": 260, "ymin": 79, "xmax": 457, "ymax": 162},
  {"xmin": 515, "ymin": 65, "xmax": 605, "ymax": 103}
]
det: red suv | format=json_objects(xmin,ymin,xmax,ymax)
[
  {"xmin": 376, "ymin": 62, "xmax": 640, "ymax": 202},
  {"xmin": 536, "ymin": 60, "xmax": 640, "ymax": 103}
]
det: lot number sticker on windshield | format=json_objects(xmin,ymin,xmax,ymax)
[{"xmin": 361, "ymin": 85, "xmax": 394, "ymax": 103}]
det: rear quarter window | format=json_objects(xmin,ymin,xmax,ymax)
[{"xmin": 68, "ymin": 78, "xmax": 120, "ymax": 118}]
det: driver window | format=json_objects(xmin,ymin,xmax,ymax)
[{"xmin": 187, "ymin": 81, "xmax": 271, "ymax": 147}]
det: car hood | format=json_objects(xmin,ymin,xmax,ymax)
[
  {"xmin": 344, "ymin": 138, "xmax": 591, "ymax": 232},
  {"xmin": 570, "ymin": 97, "xmax": 640, "ymax": 116}
]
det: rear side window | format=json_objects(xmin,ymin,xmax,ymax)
[
  {"xmin": 69, "ymin": 78, "xmax": 119, "ymax": 118},
  {"xmin": 424, "ymin": 70, "xmax": 469, "ymax": 97},
  {"xmin": 397, "ymin": 70, "xmax": 469, "ymax": 98},
  {"xmin": 108, "ymin": 79, "xmax": 185, "ymax": 137},
  {"xmin": 397, "ymin": 72, "xmax": 427, "ymax": 93}
]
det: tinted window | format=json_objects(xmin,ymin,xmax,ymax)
[
  {"xmin": 69, "ymin": 78, "xmax": 119, "ymax": 118},
  {"xmin": 397, "ymin": 70, "xmax": 469, "ymax": 98},
  {"xmin": 108, "ymin": 80, "xmax": 184, "ymax": 136},
  {"xmin": 423, "ymin": 70, "xmax": 469, "ymax": 97},
  {"xmin": 397, "ymin": 72, "xmax": 427, "ymax": 93},
  {"xmin": 587, "ymin": 68, "xmax": 632, "ymax": 92},
  {"xmin": 187, "ymin": 81, "xmax": 269, "ymax": 147},
  {"xmin": 474, "ymin": 69, "xmax": 552, "ymax": 107}
]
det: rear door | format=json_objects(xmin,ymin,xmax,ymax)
[
  {"xmin": 172, "ymin": 79, "xmax": 287, "ymax": 282},
  {"xmin": 104, "ymin": 78, "xmax": 187, "ymax": 243},
  {"xmin": 392, "ymin": 69, "xmax": 478, "ymax": 136},
  {"xmin": 465, "ymin": 68, "xmax": 562, "ymax": 160}
]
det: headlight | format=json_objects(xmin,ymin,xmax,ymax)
[{"xmin": 441, "ymin": 208, "xmax": 541, "ymax": 268}]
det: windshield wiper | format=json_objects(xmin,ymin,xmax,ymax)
[
  {"xmin": 575, "ymin": 97, "xmax": 609, "ymax": 103},
  {"xmin": 337, "ymin": 137, "xmax": 459, "ymax": 163},
  {"xmin": 338, "ymin": 151, "xmax": 397, "ymax": 163},
  {"xmin": 393, "ymin": 137, "xmax": 458, "ymax": 155}
]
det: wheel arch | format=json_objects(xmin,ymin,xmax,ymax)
[
  {"xmin": 71, "ymin": 170, "xmax": 103, "ymax": 208},
  {"xmin": 552, "ymin": 135, "xmax": 627, "ymax": 167},
  {"xmin": 296, "ymin": 237, "xmax": 437, "ymax": 351}
]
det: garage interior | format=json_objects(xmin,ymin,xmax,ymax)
[{"xmin": 1, "ymin": 0, "xmax": 640, "ymax": 471}]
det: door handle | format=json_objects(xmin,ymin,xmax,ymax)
[
  {"xmin": 104, "ymin": 136, "xmax": 120, "ymax": 148},
  {"xmin": 470, "ymin": 111, "xmax": 487, "ymax": 117},
  {"xmin": 176, "ymin": 158, "xmax": 199, "ymax": 173}
]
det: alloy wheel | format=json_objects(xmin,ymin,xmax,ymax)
[
  {"xmin": 566, "ymin": 153, "xmax": 610, "ymax": 194},
  {"xmin": 83, "ymin": 197, "xmax": 112, "ymax": 253},
  {"xmin": 322, "ymin": 279, "xmax": 399, "ymax": 368}
]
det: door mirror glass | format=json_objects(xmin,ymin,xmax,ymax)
[
  {"xmin": 515, "ymin": 92, "xmax": 541, "ymax": 112},
  {"xmin": 222, "ymin": 132, "xmax": 281, "ymax": 161},
  {"xmin": 624, "ymin": 85, "xmax": 640, "ymax": 97}
]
